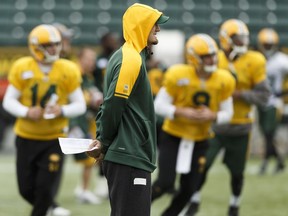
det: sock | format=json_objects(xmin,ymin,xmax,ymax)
[
  {"xmin": 229, "ymin": 195, "xmax": 241, "ymax": 207},
  {"xmin": 190, "ymin": 191, "xmax": 201, "ymax": 203}
]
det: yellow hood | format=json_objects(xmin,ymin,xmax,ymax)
[{"xmin": 123, "ymin": 3, "xmax": 163, "ymax": 53}]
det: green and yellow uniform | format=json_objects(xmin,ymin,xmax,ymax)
[
  {"xmin": 162, "ymin": 63, "xmax": 235, "ymax": 141},
  {"xmin": 9, "ymin": 56, "xmax": 81, "ymax": 140},
  {"xmin": 218, "ymin": 50, "xmax": 266, "ymax": 125},
  {"xmin": 207, "ymin": 50, "xmax": 267, "ymax": 175}
]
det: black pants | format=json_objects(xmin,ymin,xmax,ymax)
[
  {"xmin": 152, "ymin": 131, "xmax": 208, "ymax": 216},
  {"xmin": 16, "ymin": 136, "xmax": 64, "ymax": 216},
  {"xmin": 103, "ymin": 161, "xmax": 151, "ymax": 216},
  {"xmin": 196, "ymin": 134, "xmax": 249, "ymax": 197}
]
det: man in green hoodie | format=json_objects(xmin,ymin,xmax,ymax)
[{"xmin": 87, "ymin": 3, "xmax": 169, "ymax": 216}]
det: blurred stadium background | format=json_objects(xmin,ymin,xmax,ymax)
[
  {"xmin": 2, "ymin": 0, "xmax": 288, "ymax": 88},
  {"xmin": 1, "ymin": 0, "xmax": 288, "ymax": 74},
  {"xmin": 0, "ymin": 0, "xmax": 288, "ymax": 215},
  {"xmin": 0, "ymin": 0, "xmax": 288, "ymax": 46}
]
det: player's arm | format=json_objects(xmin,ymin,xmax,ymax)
[
  {"xmin": 216, "ymin": 96, "xmax": 234, "ymax": 124},
  {"xmin": 154, "ymin": 87, "xmax": 176, "ymax": 119},
  {"xmin": 3, "ymin": 84, "xmax": 43, "ymax": 120},
  {"xmin": 236, "ymin": 54, "xmax": 271, "ymax": 107},
  {"xmin": 214, "ymin": 71, "xmax": 235, "ymax": 124},
  {"xmin": 236, "ymin": 80, "xmax": 271, "ymax": 107},
  {"xmin": 3, "ymin": 84, "xmax": 30, "ymax": 117},
  {"xmin": 43, "ymin": 87, "xmax": 86, "ymax": 119},
  {"xmin": 61, "ymin": 87, "xmax": 86, "ymax": 117},
  {"xmin": 189, "ymin": 97, "xmax": 233, "ymax": 123},
  {"xmin": 154, "ymin": 87, "xmax": 201, "ymax": 121}
]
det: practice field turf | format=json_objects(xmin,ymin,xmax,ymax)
[{"xmin": 0, "ymin": 152, "xmax": 287, "ymax": 216}]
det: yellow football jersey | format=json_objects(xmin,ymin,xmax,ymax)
[
  {"xmin": 8, "ymin": 56, "xmax": 82, "ymax": 140},
  {"xmin": 218, "ymin": 50, "xmax": 266, "ymax": 124},
  {"xmin": 162, "ymin": 64, "xmax": 235, "ymax": 141}
]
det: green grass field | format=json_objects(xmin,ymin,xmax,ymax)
[{"xmin": 0, "ymin": 152, "xmax": 287, "ymax": 216}]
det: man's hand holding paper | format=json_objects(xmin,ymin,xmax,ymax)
[{"xmin": 86, "ymin": 139, "xmax": 104, "ymax": 164}]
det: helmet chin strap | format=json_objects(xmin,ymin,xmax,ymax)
[
  {"xmin": 203, "ymin": 64, "xmax": 217, "ymax": 73},
  {"xmin": 229, "ymin": 45, "xmax": 247, "ymax": 61},
  {"xmin": 43, "ymin": 54, "xmax": 59, "ymax": 63},
  {"xmin": 38, "ymin": 44, "xmax": 61, "ymax": 63}
]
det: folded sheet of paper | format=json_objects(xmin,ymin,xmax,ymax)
[{"xmin": 58, "ymin": 138, "xmax": 98, "ymax": 154}]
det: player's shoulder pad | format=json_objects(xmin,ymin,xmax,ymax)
[
  {"xmin": 56, "ymin": 58, "xmax": 79, "ymax": 68},
  {"xmin": 12, "ymin": 56, "xmax": 34, "ymax": 67},
  {"xmin": 166, "ymin": 64, "xmax": 193, "ymax": 76},
  {"xmin": 214, "ymin": 69, "xmax": 236, "ymax": 87},
  {"xmin": 245, "ymin": 50, "xmax": 266, "ymax": 64}
]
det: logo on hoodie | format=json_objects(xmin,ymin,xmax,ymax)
[{"xmin": 123, "ymin": 84, "xmax": 129, "ymax": 93}]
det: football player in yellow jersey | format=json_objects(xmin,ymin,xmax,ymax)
[
  {"xmin": 151, "ymin": 33, "xmax": 235, "ymax": 216},
  {"xmin": 184, "ymin": 19, "xmax": 270, "ymax": 216},
  {"xmin": 2, "ymin": 24, "xmax": 86, "ymax": 216}
]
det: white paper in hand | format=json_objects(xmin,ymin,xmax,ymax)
[{"xmin": 58, "ymin": 137, "xmax": 95, "ymax": 154}]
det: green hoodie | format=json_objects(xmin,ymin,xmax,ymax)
[{"xmin": 96, "ymin": 3, "xmax": 164, "ymax": 172}]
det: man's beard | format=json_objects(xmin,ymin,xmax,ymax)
[{"xmin": 152, "ymin": 39, "xmax": 158, "ymax": 45}]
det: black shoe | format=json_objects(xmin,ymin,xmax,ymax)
[
  {"xmin": 274, "ymin": 162, "xmax": 285, "ymax": 174},
  {"xmin": 228, "ymin": 206, "xmax": 239, "ymax": 216},
  {"xmin": 184, "ymin": 202, "xmax": 199, "ymax": 216}
]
